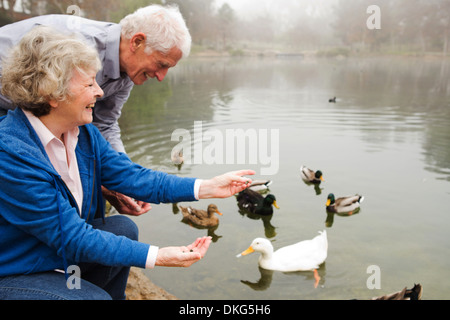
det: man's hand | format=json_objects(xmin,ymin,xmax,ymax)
[{"xmin": 102, "ymin": 186, "xmax": 152, "ymax": 216}]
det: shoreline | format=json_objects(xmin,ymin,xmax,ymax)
[
  {"xmin": 126, "ymin": 267, "xmax": 177, "ymax": 300},
  {"xmin": 188, "ymin": 47, "xmax": 450, "ymax": 60}
]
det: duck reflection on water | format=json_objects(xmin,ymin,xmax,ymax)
[{"xmin": 240, "ymin": 264, "xmax": 327, "ymax": 291}]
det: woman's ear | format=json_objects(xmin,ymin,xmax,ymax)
[
  {"xmin": 48, "ymin": 99, "xmax": 59, "ymax": 108},
  {"xmin": 130, "ymin": 32, "xmax": 146, "ymax": 52}
]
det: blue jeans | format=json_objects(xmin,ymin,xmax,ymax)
[{"xmin": 0, "ymin": 215, "xmax": 139, "ymax": 300}]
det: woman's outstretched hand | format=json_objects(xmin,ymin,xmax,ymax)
[
  {"xmin": 198, "ymin": 170, "xmax": 255, "ymax": 199},
  {"xmin": 155, "ymin": 236, "xmax": 213, "ymax": 268}
]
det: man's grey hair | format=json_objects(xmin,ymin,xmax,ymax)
[{"xmin": 119, "ymin": 4, "xmax": 192, "ymax": 58}]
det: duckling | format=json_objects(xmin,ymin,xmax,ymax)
[
  {"xmin": 179, "ymin": 204, "xmax": 222, "ymax": 227},
  {"xmin": 237, "ymin": 188, "xmax": 279, "ymax": 216},
  {"xmin": 326, "ymin": 193, "xmax": 364, "ymax": 214},
  {"xmin": 248, "ymin": 180, "xmax": 273, "ymax": 192},
  {"xmin": 237, "ymin": 231, "xmax": 328, "ymax": 288},
  {"xmin": 300, "ymin": 166, "xmax": 324, "ymax": 184}
]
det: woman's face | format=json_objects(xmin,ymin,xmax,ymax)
[{"xmin": 50, "ymin": 68, "xmax": 104, "ymax": 129}]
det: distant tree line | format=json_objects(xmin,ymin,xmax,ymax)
[
  {"xmin": 1, "ymin": 0, "xmax": 449, "ymax": 54},
  {"xmin": 333, "ymin": 0, "xmax": 450, "ymax": 54}
]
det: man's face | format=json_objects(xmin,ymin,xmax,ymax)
[{"xmin": 122, "ymin": 37, "xmax": 183, "ymax": 85}]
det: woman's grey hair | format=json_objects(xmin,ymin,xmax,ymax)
[
  {"xmin": 119, "ymin": 4, "xmax": 192, "ymax": 58},
  {"xmin": 1, "ymin": 26, "xmax": 101, "ymax": 117}
]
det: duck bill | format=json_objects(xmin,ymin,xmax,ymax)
[
  {"xmin": 239, "ymin": 246, "xmax": 255, "ymax": 256},
  {"xmin": 215, "ymin": 210, "xmax": 223, "ymax": 216},
  {"xmin": 326, "ymin": 199, "xmax": 331, "ymax": 206},
  {"xmin": 320, "ymin": 176, "xmax": 324, "ymax": 181},
  {"xmin": 273, "ymin": 200, "xmax": 280, "ymax": 209}
]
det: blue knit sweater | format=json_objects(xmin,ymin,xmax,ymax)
[{"xmin": 0, "ymin": 108, "xmax": 197, "ymax": 277}]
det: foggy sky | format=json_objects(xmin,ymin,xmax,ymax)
[{"xmin": 215, "ymin": 0, "xmax": 339, "ymax": 20}]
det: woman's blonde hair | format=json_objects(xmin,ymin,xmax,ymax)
[{"xmin": 1, "ymin": 26, "xmax": 101, "ymax": 117}]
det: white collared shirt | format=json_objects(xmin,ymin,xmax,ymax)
[{"xmin": 24, "ymin": 110, "xmax": 83, "ymax": 214}]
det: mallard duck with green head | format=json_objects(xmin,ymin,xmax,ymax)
[
  {"xmin": 300, "ymin": 165, "xmax": 324, "ymax": 184},
  {"xmin": 237, "ymin": 188, "xmax": 279, "ymax": 216},
  {"xmin": 326, "ymin": 193, "xmax": 364, "ymax": 214}
]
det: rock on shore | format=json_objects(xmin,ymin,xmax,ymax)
[{"xmin": 125, "ymin": 267, "xmax": 177, "ymax": 300}]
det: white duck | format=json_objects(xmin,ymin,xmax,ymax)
[{"xmin": 237, "ymin": 230, "xmax": 328, "ymax": 288}]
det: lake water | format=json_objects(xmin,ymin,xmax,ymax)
[{"xmin": 118, "ymin": 56, "xmax": 450, "ymax": 300}]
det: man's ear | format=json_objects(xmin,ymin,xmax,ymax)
[{"xmin": 130, "ymin": 32, "xmax": 146, "ymax": 52}]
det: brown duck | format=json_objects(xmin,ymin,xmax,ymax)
[
  {"xmin": 179, "ymin": 204, "xmax": 223, "ymax": 227},
  {"xmin": 372, "ymin": 284, "xmax": 423, "ymax": 300}
]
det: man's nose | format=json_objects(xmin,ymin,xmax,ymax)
[{"xmin": 155, "ymin": 68, "xmax": 169, "ymax": 82}]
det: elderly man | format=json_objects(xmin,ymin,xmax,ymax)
[{"xmin": 0, "ymin": 5, "xmax": 191, "ymax": 215}]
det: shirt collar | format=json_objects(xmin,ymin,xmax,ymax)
[
  {"xmin": 23, "ymin": 110, "xmax": 79, "ymax": 149},
  {"xmin": 101, "ymin": 23, "xmax": 122, "ymax": 81}
]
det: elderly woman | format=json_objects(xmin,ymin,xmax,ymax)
[{"xmin": 0, "ymin": 26, "xmax": 254, "ymax": 300}]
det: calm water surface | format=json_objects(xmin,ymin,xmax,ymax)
[{"xmin": 119, "ymin": 56, "xmax": 450, "ymax": 300}]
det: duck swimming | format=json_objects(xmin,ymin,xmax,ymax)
[
  {"xmin": 326, "ymin": 193, "xmax": 364, "ymax": 214},
  {"xmin": 237, "ymin": 188, "xmax": 279, "ymax": 215},
  {"xmin": 248, "ymin": 180, "xmax": 272, "ymax": 192},
  {"xmin": 179, "ymin": 204, "xmax": 222, "ymax": 227},
  {"xmin": 371, "ymin": 283, "xmax": 422, "ymax": 300},
  {"xmin": 237, "ymin": 231, "xmax": 328, "ymax": 288},
  {"xmin": 171, "ymin": 148, "xmax": 184, "ymax": 170},
  {"xmin": 300, "ymin": 165, "xmax": 324, "ymax": 184}
]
